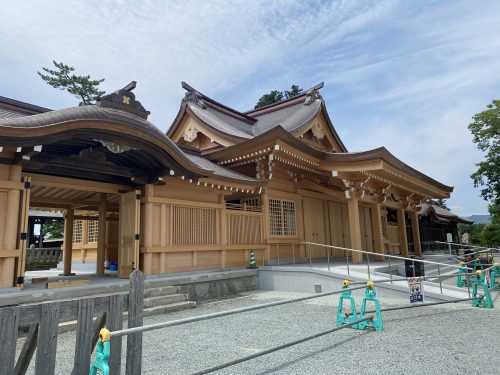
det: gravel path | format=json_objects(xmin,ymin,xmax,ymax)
[{"xmin": 17, "ymin": 290, "xmax": 500, "ymax": 375}]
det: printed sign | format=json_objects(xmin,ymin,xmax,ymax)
[
  {"xmin": 408, "ymin": 277, "xmax": 424, "ymax": 303},
  {"xmin": 446, "ymin": 233, "xmax": 453, "ymax": 243}
]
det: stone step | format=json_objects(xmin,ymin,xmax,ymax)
[
  {"xmin": 143, "ymin": 301, "xmax": 196, "ymax": 317},
  {"xmin": 143, "ymin": 294, "xmax": 188, "ymax": 308},
  {"xmin": 143, "ymin": 285, "xmax": 179, "ymax": 298}
]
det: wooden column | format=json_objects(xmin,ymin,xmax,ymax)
[
  {"xmin": 397, "ymin": 207, "xmax": 409, "ymax": 257},
  {"xmin": 0, "ymin": 165, "xmax": 22, "ymax": 287},
  {"xmin": 63, "ymin": 208, "xmax": 74, "ymax": 275},
  {"xmin": 96, "ymin": 193, "xmax": 107, "ymax": 276},
  {"xmin": 411, "ymin": 207, "xmax": 422, "ymax": 256},
  {"xmin": 142, "ymin": 185, "xmax": 153, "ymax": 275},
  {"xmin": 347, "ymin": 195, "xmax": 363, "ymax": 263},
  {"xmin": 370, "ymin": 203, "xmax": 385, "ymax": 261},
  {"xmin": 261, "ymin": 189, "xmax": 271, "ymax": 262}
]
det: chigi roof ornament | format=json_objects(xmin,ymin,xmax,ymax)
[
  {"xmin": 95, "ymin": 81, "xmax": 151, "ymax": 119},
  {"xmin": 181, "ymin": 81, "xmax": 207, "ymax": 109},
  {"xmin": 304, "ymin": 82, "xmax": 324, "ymax": 105}
]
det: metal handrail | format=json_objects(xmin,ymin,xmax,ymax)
[
  {"xmin": 110, "ymin": 285, "xmax": 366, "ymax": 338},
  {"xmin": 266, "ymin": 240, "xmax": 477, "ymax": 295},
  {"xmin": 430, "ymin": 240, "xmax": 499, "ymax": 252}
]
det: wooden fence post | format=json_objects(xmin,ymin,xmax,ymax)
[
  {"xmin": 126, "ymin": 270, "xmax": 144, "ymax": 375},
  {"xmin": 0, "ymin": 307, "xmax": 20, "ymax": 375},
  {"xmin": 108, "ymin": 294, "xmax": 124, "ymax": 375},
  {"xmin": 14, "ymin": 323, "xmax": 39, "ymax": 375},
  {"xmin": 35, "ymin": 302, "xmax": 60, "ymax": 375},
  {"xmin": 73, "ymin": 298, "xmax": 95, "ymax": 375}
]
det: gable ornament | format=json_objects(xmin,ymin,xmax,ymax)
[
  {"xmin": 311, "ymin": 122, "xmax": 325, "ymax": 140},
  {"xmin": 183, "ymin": 125, "xmax": 199, "ymax": 142}
]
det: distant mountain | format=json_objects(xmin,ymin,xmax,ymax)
[{"xmin": 463, "ymin": 215, "xmax": 491, "ymax": 224}]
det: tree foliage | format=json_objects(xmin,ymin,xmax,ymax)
[
  {"xmin": 43, "ymin": 219, "xmax": 64, "ymax": 239},
  {"xmin": 469, "ymin": 99, "xmax": 500, "ymax": 220},
  {"xmin": 38, "ymin": 61, "xmax": 105, "ymax": 105},
  {"xmin": 254, "ymin": 84, "xmax": 303, "ymax": 109},
  {"xmin": 431, "ymin": 199, "xmax": 450, "ymax": 211},
  {"xmin": 479, "ymin": 224, "xmax": 500, "ymax": 246}
]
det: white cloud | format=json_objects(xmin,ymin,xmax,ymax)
[{"xmin": 0, "ymin": 0, "xmax": 498, "ymax": 215}]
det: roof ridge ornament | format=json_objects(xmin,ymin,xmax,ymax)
[
  {"xmin": 96, "ymin": 81, "xmax": 151, "ymax": 119},
  {"xmin": 181, "ymin": 81, "xmax": 207, "ymax": 109},
  {"xmin": 304, "ymin": 82, "xmax": 324, "ymax": 105}
]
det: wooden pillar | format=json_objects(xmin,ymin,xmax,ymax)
[
  {"xmin": 397, "ymin": 207, "xmax": 409, "ymax": 257},
  {"xmin": 411, "ymin": 207, "xmax": 422, "ymax": 256},
  {"xmin": 142, "ymin": 185, "xmax": 153, "ymax": 275},
  {"xmin": 370, "ymin": 203, "xmax": 385, "ymax": 261},
  {"xmin": 261, "ymin": 189, "xmax": 271, "ymax": 262},
  {"xmin": 0, "ymin": 165, "xmax": 22, "ymax": 287},
  {"xmin": 96, "ymin": 193, "xmax": 107, "ymax": 276},
  {"xmin": 347, "ymin": 195, "xmax": 363, "ymax": 263},
  {"xmin": 63, "ymin": 208, "xmax": 74, "ymax": 275}
]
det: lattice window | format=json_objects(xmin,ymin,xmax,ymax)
[
  {"xmin": 172, "ymin": 206, "xmax": 216, "ymax": 245},
  {"xmin": 269, "ymin": 199, "xmax": 296, "ymax": 236},
  {"xmin": 241, "ymin": 197, "xmax": 260, "ymax": 207},
  {"xmin": 283, "ymin": 200, "xmax": 296, "ymax": 236},
  {"xmin": 381, "ymin": 213, "xmax": 388, "ymax": 240},
  {"xmin": 88, "ymin": 220, "xmax": 99, "ymax": 243},
  {"xmin": 73, "ymin": 220, "xmax": 83, "ymax": 243}
]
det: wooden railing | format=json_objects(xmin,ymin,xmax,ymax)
[
  {"xmin": 25, "ymin": 247, "xmax": 63, "ymax": 271},
  {"xmin": 225, "ymin": 202, "xmax": 262, "ymax": 212},
  {"xmin": 227, "ymin": 210, "xmax": 264, "ymax": 245}
]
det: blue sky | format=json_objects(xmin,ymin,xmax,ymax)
[{"xmin": 1, "ymin": 0, "xmax": 499, "ymax": 216}]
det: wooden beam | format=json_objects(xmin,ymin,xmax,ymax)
[{"xmin": 24, "ymin": 173, "xmax": 128, "ymax": 194}]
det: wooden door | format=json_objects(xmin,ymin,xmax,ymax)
[
  {"xmin": 303, "ymin": 197, "xmax": 326, "ymax": 259},
  {"xmin": 118, "ymin": 190, "xmax": 140, "ymax": 278},
  {"xmin": 15, "ymin": 177, "xmax": 30, "ymax": 287},
  {"xmin": 328, "ymin": 201, "xmax": 348, "ymax": 256},
  {"xmin": 359, "ymin": 206, "xmax": 373, "ymax": 252}
]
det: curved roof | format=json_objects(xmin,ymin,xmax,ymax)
[
  {"xmin": 0, "ymin": 104, "xmax": 264, "ymax": 186},
  {"xmin": 167, "ymin": 83, "xmax": 348, "ymax": 152},
  {"xmin": 206, "ymin": 126, "xmax": 453, "ymax": 194},
  {"xmin": 419, "ymin": 202, "xmax": 472, "ymax": 224}
]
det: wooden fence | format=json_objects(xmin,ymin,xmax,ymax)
[{"xmin": 0, "ymin": 270, "xmax": 145, "ymax": 375}]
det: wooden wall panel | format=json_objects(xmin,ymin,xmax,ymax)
[
  {"xmin": 226, "ymin": 250, "xmax": 246, "ymax": 268},
  {"xmin": 164, "ymin": 252, "xmax": 193, "ymax": 272},
  {"xmin": 197, "ymin": 250, "xmax": 221, "ymax": 268}
]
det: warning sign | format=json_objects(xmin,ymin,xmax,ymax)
[{"xmin": 408, "ymin": 277, "xmax": 424, "ymax": 303}]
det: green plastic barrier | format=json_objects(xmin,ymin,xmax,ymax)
[
  {"xmin": 336, "ymin": 280, "xmax": 359, "ymax": 329},
  {"xmin": 89, "ymin": 328, "xmax": 111, "ymax": 375}
]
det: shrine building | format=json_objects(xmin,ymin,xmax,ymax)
[{"xmin": 0, "ymin": 82, "xmax": 453, "ymax": 288}]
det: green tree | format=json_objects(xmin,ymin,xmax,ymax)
[
  {"xmin": 432, "ymin": 199, "xmax": 450, "ymax": 211},
  {"xmin": 458, "ymin": 223, "xmax": 486, "ymax": 245},
  {"xmin": 479, "ymin": 224, "xmax": 500, "ymax": 246},
  {"xmin": 43, "ymin": 219, "xmax": 64, "ymax": 239},
  {"xmin": 254, "ymin": 84, "xmax": 303, "ymax": 109},
  {"xmin": 469, "ymin": 99, "xmax": 500, "ymax": 221},
  {"xmin": 38, "ymin": 61, "xmax": 105, "ymax": 105}
]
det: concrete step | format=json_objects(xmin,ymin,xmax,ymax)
[
  {"xmin": 143, "ymin": 301, "xmax": 196, "ymax": 317},
  {"xmin": 143, "ymin": 294, "xmax": 188, "ymax": 308},
  {"xmin": 144, "ymin": 286, "xmax": 179, "ymax": 298}
]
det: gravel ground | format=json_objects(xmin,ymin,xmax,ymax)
[{"xmin": 16, "ymin": 290, "xmax": 500, "ymax": 375}]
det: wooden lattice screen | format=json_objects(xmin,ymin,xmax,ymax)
[{"xmin": 172, "ymin": 206, "xmax": 216, "ymax": 245}]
